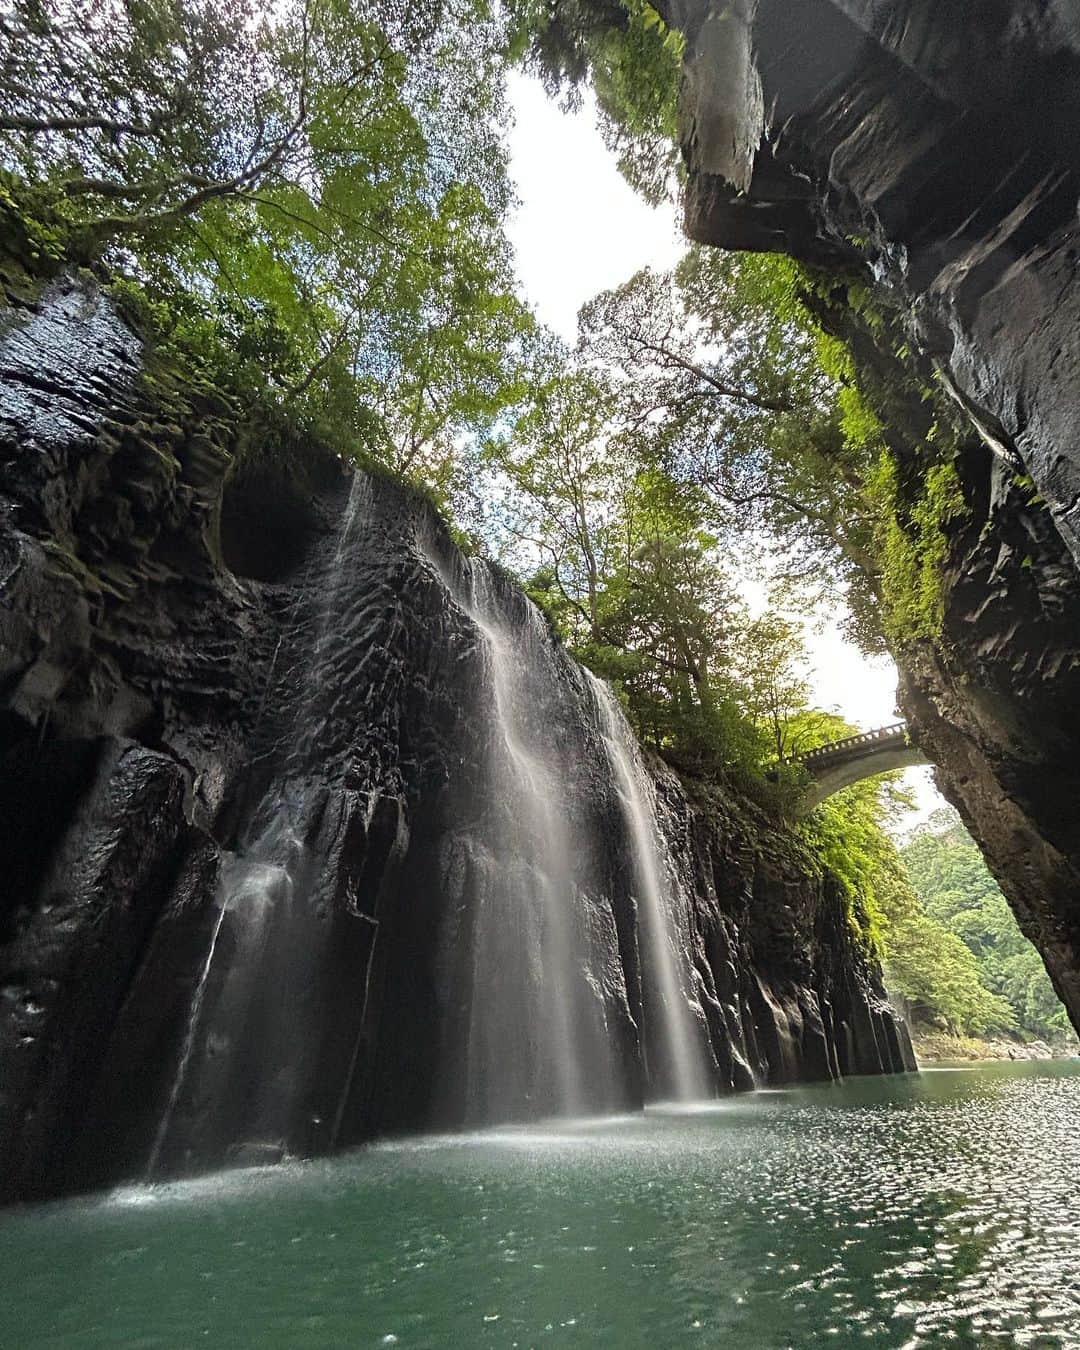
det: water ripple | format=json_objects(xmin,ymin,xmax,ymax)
[{"xmin": 1, "ymin": 1061, "xmax": 1078, "ymax": 1347}]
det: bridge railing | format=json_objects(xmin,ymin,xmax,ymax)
[{"xmin": 790, "ymin": 721, "xmax": 909, "ymax": 766}]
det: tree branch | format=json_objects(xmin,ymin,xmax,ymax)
[{"xmin": 626, "ymin": 330, "xmax": 797, "ymax": 414}]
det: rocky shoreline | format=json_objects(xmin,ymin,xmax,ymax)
[{"xmin": 912, "ymin": 1032, "xmax": 1078, "ymax": 1064}]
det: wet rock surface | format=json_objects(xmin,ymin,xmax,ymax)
[
  {"xmin": 898, "ymin": 439, "xmax": 1080, "ymax": 1035},
  {"xmin": 663, "ymin": 0, "xmax": 1080, "ymax": 1034},
  {"xmin": 0, "ymin": 275, "xmax": 911, "ymax": 1203}
]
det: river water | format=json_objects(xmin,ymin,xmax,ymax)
[{"xmin": 3, "ymin": 1061, "xmax": 1078, "ymax": 1348}]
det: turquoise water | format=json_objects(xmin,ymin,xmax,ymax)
[{"xmin": 3, "ymin": 1061, "xmax": 1079, "ymax": 1348}]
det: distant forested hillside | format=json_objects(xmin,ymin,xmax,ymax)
[{"xmin": 884, "ymin": 809, "xmax": 1070, "ymax": 1042}]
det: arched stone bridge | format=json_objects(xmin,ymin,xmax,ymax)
[{"xmin": 792, "ymin": 722, "xmax": 929, "ymax": 809}]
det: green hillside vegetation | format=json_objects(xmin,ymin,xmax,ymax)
[{"xmin": 891, "ymin": 810, "xmax": 1070, "ymax": 1041}]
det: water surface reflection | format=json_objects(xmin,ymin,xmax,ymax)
[{"xmin": 2, "ymin": 1060, "xmax": 1078, "ymax": 1347}]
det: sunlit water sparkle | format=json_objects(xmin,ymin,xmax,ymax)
[{"xmin": 3, "ymin": 1060, "xmax": 1079, "ymax": 1347}]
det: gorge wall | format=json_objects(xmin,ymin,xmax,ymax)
[
  {"xmin": 0, "ymin": 273, "xmax": 913, "ymax": 1204},
  {"xmin": 662, "ymin": 0, "xmax": 1080, "ymax": 1032}
]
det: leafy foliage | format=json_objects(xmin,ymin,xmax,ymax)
[
  {"xmin": 510, "ymin": 0, "xmax": 683, "ymax": 203},
  {"xmin": 735, "ymin": 615, "xmax": 814, "ymax": 761},
  {"xmin": 509, "ymin": 4, "xmax": 979, "ymax": 657},
  {"xmin": 876, "ymin": 852, "xmax": 1017, "ymax": 1036},
  {"xmin": 1, "ymin": 0, "xmax": 534, "ymax": 507},
  {"xmin": 899, "ymin": 810, "xmax": 1070, "ymax": 1039},
  {"xmin": 573, "ymin": 252, "xmax": 893, "ymax": 644},
  {"xmin": 867, "ymin": 456, "xmax": 966, "ymax": 645},
  {"xmin": 789, "ymin": 713, "xmax": 905, "ymax": 951},
  {"xmin": 486, "ymin": 385, "xmax": 776, "ymax": 772}
]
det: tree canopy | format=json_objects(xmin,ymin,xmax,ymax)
[
  {"xmin": 896, "ymin": 810, "xmax": 1070, "ymax": 1039},
  {"xmin": 2, "ymin": 0, "xmax": 534, "ymax": 505}
]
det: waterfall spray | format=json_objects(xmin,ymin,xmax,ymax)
[{"xmin": 148, "ymin": 476, "xmax": 371, "ymax": 1172}]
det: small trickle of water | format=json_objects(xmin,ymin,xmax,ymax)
[
  {"xmin": 146, "ymin": 898, "xmax": 229, "ymax": 1179},
  {"xmin": 587, "ymin": 671, "xmax": 711, "ymax": 1102},
  {"xmin": 147, "ymin": 849, "xmax": 294, "ymax": 1179}
]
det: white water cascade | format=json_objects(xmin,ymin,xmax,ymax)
[
  {"xmin": 588, "ymin": 672, "xmax": 712, "ymax": 1102},
  {"xmin": 426, "ymin": 552, "xmax": 625, "ymax": 1122},
  {"xmin": 474, "ymin": 591, "xmax": 581, "ymax": 1114},
  {"xmin": 148, "ymin": 477, "xmax": 372, "ymax": 1174},
  {"xmin": 150, "ymin": 475, "xmax": 712, "ymax": 1170}
]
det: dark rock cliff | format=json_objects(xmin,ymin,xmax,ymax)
[
  {"xmin": 898, "ymin": 439, "xmax": 1080, "ymax": 1029},
  {"xmin": 0, "ymin": 273, "xmax": 912, "ymax": 1204},
  {"xmin": 661, "ymin": 0, "xmax": 1080, "ymax": 1032}
]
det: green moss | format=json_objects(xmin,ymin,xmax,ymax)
[
  {"xmin": 789, "ymin": 266, "xmax": 974, "ymax": 651},
  {"xmin": 868, "ymin": 455, "xmax": 966, "ymax": 646}
]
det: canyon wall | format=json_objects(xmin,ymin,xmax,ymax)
[
  {"xmin": 663, "ymin": 0, "xmax": 1080, "ymax": 1030},
  {"xmin": 0, "ymin": 273, "xmax": 912, "ymax": 1203}
]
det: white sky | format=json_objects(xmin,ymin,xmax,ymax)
[
  {"xmin": 505, "ymin": 73, "xmax": 945, "ymax": 825},
  {"xmin": 506, "ymin": 74, "xmax": 685, "ymax": 340}
]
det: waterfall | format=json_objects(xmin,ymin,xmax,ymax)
[
  {"xmin": 587, "ymin": 672, "xmax": 712, "ymax": 1102},
  {"xmin": 424, "ymin": 551, "xmax": 624, "ymax": 1122},
  {"xmin": 148, "ymin": 477, "xmax": 371, "ymax": 1174},
  {"xmin": 149, "ymin": 474, "xmax": 709, "ymax": 1174},
  {"xmin": 464, "ymin": 585, "xmax": 583, "ymax": 1115}
]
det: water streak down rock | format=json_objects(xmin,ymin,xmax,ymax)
[
  {"xmin": 589, "ymin": 671, "xmax": 713, "ymax": 1101},
  {"xmin": 0, "ymin": 275, "xmax": 913, "ymax": 1203}
]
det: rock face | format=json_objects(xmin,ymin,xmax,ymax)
[
  {"xmin": 663, "ymin": 0, "xmax": 1080, "ymax": 1032},
  {"xmin": 670, "ymin": 0, "xmax": 1080, "ymax": 550},
  {"xmin": 898, "ymin": 440, "xmax": 1080, "ymax": 1032},
  {"xmin": 0, "ymin": 274, "xmax": 912, "ymax": 1203}
]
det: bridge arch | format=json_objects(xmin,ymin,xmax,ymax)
[{"xmin": 791, "ymin": 722, "xmax": 929, "ymax": 810}]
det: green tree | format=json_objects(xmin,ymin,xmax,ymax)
[
  {"xmin": 875, "ymin": 857, "xmax": 1017, "ymax": 1035},
  {"xmin": 483, "ymin": 363, "xmax": 627, "ymax": 640},
  {"xmin": 575, "ymin": 252, "xmax": 886, "ymax": 642},
  {"xmin": 511, "ymin": 0, "xmax": 684, "ymax": 204},
  {"xmin": 2, "ymin": 0, "xmax": 533, "ymax": 505},
  {"xmin": 3, "ymin": 0, "xmax": 440, "ymax": 243},
  {"xmin": 793, "ymin": 760, "xmax": 1017, "ymax": 1025},
  {"xmin": 513, "ymin": 0, "xmax": 977, "ymax": 659},
  {"xmin": 484, "ymin": 366, "xmax": 778, "ymax": 771},
  {"xmin": 734, "ymin": 612, "xmax": 814, "ymax": 761},
  {"xmin": 588, "ymin": 476, "xmax": 764, "ymax": 771}
]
